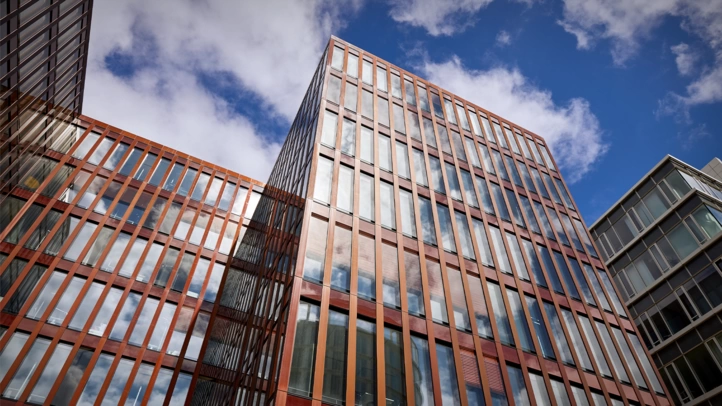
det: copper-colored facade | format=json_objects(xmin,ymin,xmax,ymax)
[
  {"xmin": 191, "ymin": 37, "xmax": 673, "ymax": 406},
  {"xmin": 590, "ymin": 156, "xmax": 722, "ymax": 405},
  {"xmin": 0, "ymin": 116, "xmax": 263, "ymax": 405}
]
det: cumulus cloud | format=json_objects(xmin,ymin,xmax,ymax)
[
  {"xmin": 421, "ymin": 57, "xmax": 607, "ymax": 182},
  {"xmin": 85, "ymin": 0, "xmax": 360, "ymax": 181},
  {"xmin": 557, "ymin": 0, "xmax": 722, "ymax": 123},
  {"xmin": 387, "ymin": 0, "xmax": 494, "ymax": 36},
  {"xmin": 496, "ymin": 30, "xmax": 512, "ymax": 46},
  {"xmin": 670, "ymin": 43, "xmax": 697, "ymax": 76}
]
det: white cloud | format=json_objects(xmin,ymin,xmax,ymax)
[
  {"xmin": 84, "ymin": 0, "xmax": 360, "ymax": 181},
  {"xmin": 496, "ymin": 30, "xmax": 512, "ymax": 46},
  {"xmin": 421, "ymin": 56, "xmax": 607, "ymax": 182},
  {"xmin": 670, "ymin": 43, "xmax": 697, "ymax": 76},
  {"xmin": 557, "ymin": 0, "xmax": 722, "ymax": 120},
  {"xmin": 388, "ymin": 0, "xmax": 493, "ymax": 36}
]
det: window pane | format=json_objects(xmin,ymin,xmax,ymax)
[
  {"xmin": 347, "ymin": 53, "xmax": 358, "ymax": 77},
  {"xmin": 577, "ymin": 316, "xmax": 612, "ymax": 377},
  {"xmin": 103, "ymin": 358, "xmax": 135, "ymax": 404},
  {"xmin": 331, "ymin": 46, "xmax": 344, "ymax": 70},
  {"xmin": 77, "ymin": 353, "xmax": 113, "ymax": 404},
  {"xmin": 358, "ymin": 235, "xmax": 376, "ymax": 301},
  {"xmin": 331, "ymin": 226, "xmax": 352, "ymax": 292},
  {"xmin": 382, "ymin": 243, "xmax": 401, "ymax": 308},
  {"xmin": 611, "ymin": 327, "xmax": 645, "ymax": 388},
  {"xmin": 529, "ymin": 372, "xmax": 551, "ymax": 406},
  {"xmin": 191, "ymin": 172, "xmax": 211, "ymax": 201},
  {"xmin": 355, "ymin": 319, "xmax": 376, "ymax": 404},
  {"xmin": 437, "ymin": 124, "xmax": 452, "ymax": 155},
  {"xmin": 327, "ymin": 75, "xmax": 341, "ymax": 104},
  {"xmin": 3, "ymin": 337, "xmax": 51, "ymax": 400},
  {"xmin": 47, "ymin": 276, "xmax": 85, "ymax": 325},
  {"xmin": 553, "ymin": 250, "xmax": 580, "ymax": 300},
  {"xmin": 408, "ymin": 111, "xmax": 421, "ymax": 141},
  {"xmin": 594, "ymin": 320, "xmax": 629, "ymax": 383},
  {"xmin": 27, "ymin": 341, "xmax": 72, "ymax": 404},
  {"xmin": 119, "ymin": 148, "xmax": 143, "ymax": 176},
  {"xmin": 445, "ymin": 163, "xmax": 463, "ymax": 201},
  {"xmin": 506, "ymin": 232, "xmax": 530, "ymax": 280},
  {"xmin": 427, "ymin": 260, "xmax": 449, "ymax": 324},
  {"xmin": 559, "ymin": 309, "xmax": 593, "ymax": 370},
  {"xmin": 507, "ymin": 365, "xmax": 530, "ymax": 406},
  {"xmin": 134, "ymin": 153, "xmax": 157, "ymax": 181},
  {"xmin": 508, "ymin": 289, "xmax": 535, "ymax": 352},
  {"xmin": 344, "ymin": 82, "xmax": 357, "ymax": 112},
  {"xmin": 378, "ymin": 97, "xmax": 390, "ymax": 127},
  {"xmin": 203, "ymin": 262, "xmax": 224, "ymax": 303},
  {"xmin": 338, "ymin": 165, "xmax": 354, "ymax": 213},
  {"xmin": 437, "ymin": 204, "xmax": 456, "ymax": 252},
  {"xmin": 393, "ymin": 104, "xmax": 406, "ymax": 134},
  {"xmin": 489, "ymin": 225, "xmax": 512, "ymax": 274},
  {"xmin": 526, "ymin": 296, "xmax": 555, "ymax": 359},
  {"xmin": 362, "ymin": 90, "xmax": 374, "ymax": 120},
  {"xmin": 405, "ymin": 252, "xmax": 425, "ymax": 317},
  {"xmin": 64, "ymin": 221, "xmax": 97, "ymax": 261},
  {"xmin": 399, "ymin": 189, "xmax": 417, "ymax": 238},
  {"xmin": 384, "ymin": 328, "xmax": 406, "ymax": 405},
  {"xmin": 26, "ymin": 270, "xmax": 65, "ymax": 320},
  {"xmin": 177, "ymin": 168, "xmax": 197, "ymax": 197},
  {"xmin": 471, "ymin": 218, "xmax": 494, "ymax": 267},
  {"xmin": 380, "ymin": 181, "xmax": 396, "ymax": 230},
  {"xmin": 88, "ymin": 287, "xmax": 123, "ymax": 336},
  {"xmin": 314, "ymin": 157, "xmax": 333, "ymax": 204},
  {"xmin": 455, "ymin": 213, "xmax": 475, "ymax": 260},
  {"xmin": 628, "ymin": 333, "xmax": 664, "ymax": 393},
  {"xmin": 419, "ymin": 196, "xmax": 437, "ymax": 246},
  {"xmin": 360, "ymin": 174, "xmax": 374, "ymax": 222},
  {"xmin": 360, "ymin": 126, "xmax": 374, "ymax": 163},
  {"xmin": 303, "ymin": 217, "xmax": 328, "ymax": 283},
  {"xmin": 322, "ymin": 311, "xmax": 349, "ymax": 404},
  {"xmin": 396, "ymin": 142, "xmax": 410, "ymax": 178},
  {"xmin": 437, "ymin": 343, "xmax": 462, "ymax": 405},
  {"xmin": 490, "ymin": 183, "xmax": 510, "ymax": 222},
  {"xmin": 377, "ymin": 66, "xmax": 387, "ymax": 92},
  {"xmin": 488, "ymin": 282, "xmax": 514, "ymax": 346},
  {"xmin": 429, "ymin": 156, "xmax": 445, "ymax": 194},
  {"xmin": 379, "ymin": 134, "xmax": 392, "ymax": 171},
  {"xmin": 68, "ymin": 282, "xmax": 105, "ymax": 331},
  {"xmin": 598, "ymin": 269, "xmax": 627, "ymax": 315},
  {"xmin": 110, "ymin": 292, "xmax": 141, "ymax": 341},
  {"xmin": 410, "ymin": 336, "xmax": 434, "ymax": 406},
  {"xmin": 475, "ymin": 176, "xmax": 494, "ymax": 214},
  {"xmin": 148, "ymin": 301, "xmax": 176, "ymax": 351},
  {"xmin": 413, "ymin": 149, "xmax": 428, "ymax": 186},
  {"xmin": 149, "ymin": 157, "xmax": 170, "ymax": 186},
  {"xmin": 341, "ymin": 118, "xmax": 356, "ymax": 155},
  {"xmin": 163, "ymin": 163, "xmax": 184, "ymax": 192},
  {"xmin": 461, "ymin": 170, "xmax": 479, "ymax": 208},
  {"xmin": 423, "ymin": 117, "xmax": 437, "ymax": 148}
]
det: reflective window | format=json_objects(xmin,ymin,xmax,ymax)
[
  {"xmin": 360, "ymin": 126, "xmax": 374, "ymax": 163},
  {"xmin": 3, "ymin": 336, "xmax": 51, "ymax": 400},
  {"xmin": 331, "ymin": 226, "xmax": 352, "ymax": 292},
  {"xmin": 149, "ymin": 157, "xmax": 170, "ymax": 186},
  {"xmin": 380, "ymin": 181, "xmax": 396, "ymax": 230},
  {"xmin": 88, "ymin": 287, "xmax": 124, "ymax": 336},
  {"xmin": 314, "ymin": 157, "xmax": 333, "ymax": 204},
  {"xmin": 529, "ymin": 372, "xmax": 551, "ymax": 406},
  {"xmin": 437, "ymin": 124, "xmax": 452, "ymax": 155},
  {"xmin": 436, "ymin": 343, "xmax": 462, "ymax": 405},
  {"xmin": 110, "ymin": 292, "xmax": 141, "ymax": 341},
  {"xmin": 550, "ymin": 379, "xmax": 571, "ymax": 406},
  {"xmin": 362, "ymin": 90, "xmax": 374, "ymax": 120},
  {"xmin": 103, "ymin": 358, "xmax": 135, "ymax": 404},
  {"xmin": 413, "ymin": 149, "xmax": 428, "ymax": 186},
  {"xmin": 518, "ymin": 163, "xmax": 535, "ymax": 194},
  {"xmin": 526, "ymin": 295, "xmax": 555, "ymax": 359},
  {"xmin": 379, "ymin": 134, "xmax": 392, "ymax": 171},
  {"xmin": 303, "ymin": 217, "xmax": 328, "ymax": 283},
  {"xmin": 429, "ymin": 156, "xmax": 445, "ymax": 194},
  {"xmin": 488, "ymin": 282, "xmax": 514, "ymax": 346},
  {"xmin": 437, "ymin": 204, "xmax": 456, "ymax": 253},
  {"xmin": 517, "ymin": 195, "xmax": 540, "ymax": 234},
  {"xmin": 344, "ymin": 82, "xmax": 357, "ymax": 112},
  {"xmin": 445, "ymin": 163, "xmax": 463, "ymax": 201},
  {"xmin": 360, "ymin": 174, "xmax": 374, "ymax": 222},
  {"xmin": 341, "ymin": 118, "xmax": 356, "ymax": 155},
  {"xmin": 68, "ymin": 281, "xmax": 105, "ymax": 331},
  {"xmin": 385, "ymin": 328, "xmax": 406, "ymax": 405},
  {"xmin": 533, "ymin": 200, "xmax": 555, "ymax": 240},
  {"xmin": 410, "ymin": 336, "xmax": 434, "ymax": 406},
  {"xmin": 103, "ymin": 142, "xmax": 129, "ymax": 170},
  {"xmin": 119, "ymin": 147, "xmax": 143, "ymax": 176},
  {"xmin": 475, "ymin": 176, "xmax": 494, "ymax": 214},
  {"xmin": 578, "ymin": 315, "xmax": 612, "ymax": 377},
  {"xmin": 378, "ymin": 97, "xmax": 390, "ymax": 127},
  {"xmin": 507, "ymin": 289, "xmax": 535, "ymax": 352},
  {"xmin": 355, "ymin": 319, "xmax": 376, "ymax": 405},
  {"xmin": 163, "ymin": 163, "xmax": 184, "ymax": 192},
  {"xmin": 382, "ymin": 243, "xmax": 401, "ymax": 308},
  {"xmin": 427, "ymin": 260, "xmax": 449, "ymax": 324},
  {"xmin": 331, "ymin": 46, "xmax": 344, "ymax": 70},
  {"xmin": 358, "ymin": 234, "xmax": 376, "ymax": 301},
  {"xmin": 489, "ymin": 225, "xmax": 512, "ymax": 274},
  {"xmin": 155, "ymin": 248, "xmax": 180, "ymax": 287},
  {"xmin": 327, "ymin": 75, "xmax": 341, "ymax": 104},
  {"xmin": 322, "ymin": 310, "xmax": 349, "ymax": 405},
  {"xmin": 148, "ymin": 301, "xmax": 176, "ymax": 351},
  {"xmin": 169, "ymin": 372, "xmax": 192, "ymax": 405},
  {"xmin": 554, "ymin": 177, "xmax": 574, "ymax": 209},
  {"xmin": 26, "ymin": 271, "xmax": 65, "ymax": 321},
  {"xmin": 559, "ymin": 309, "xmax": 593, "ymax": 370},
  {"xmin": 471, "ymin": 218, "xmax": 494, "ymax": 267},
  {"xmin": 177, "ymin": 168, "xmax": 197, "ymax": 197},
  {"xmin": 134, "ymin": 152, "xmax": 157, "ymax": 181},
  {"xmin": 362, "ymin": 60, "xmax": 373, "ymax": 85},
  {"xmin": 377, "ymin": 66, "xmax": 387, "ymax": 92},
  {"xmin": 404, "ymin": 252, "xmax": 425, "ymax": 317},
  {"xmin": 611, "ymin": 327, "xmax": 645, "ymax": 388},
  {"xmin": 203, "ymin": 262, "xmax": 225, "ymax": 303},
  {"xmin": 400, "ymin": 189, "xmax": 416, "ymax": 238},
  {"xmin": 27, "ymin": 341, "xmax": 72, "ymax": 404},
  {"xmin": 419, "ymin": 196, "xmax": 437, "ymax": 246},
  {"xmin": 408, "ymin": 111, "xmax": 421, "ymax": 140},
  {"xmin": 490, "ymin": 183, "xmax": 510, "ymax": 222},
  {"xmin": 468, "ymin": 274, "xmax": 493, "ymax": 338},
  {"xmin": 628, "ymin": 333, "xmax": 664, "ymax": 393},
  {"xmin": 547, "ymin": 209, "xmax": 570, "ymax": 246},
  {"xmin": 507, "ymin": 365, "xmax": 530, "ymax": 406},
  {"xmin": 552, "ymin": 251, "xmax": 580, "ymax": 300},
  {"xmin": 338, "ymin": 164, "xmax": 354, "ymax": 213},
  {"xmin": 191, "ymin": 172, "xmax": 211, "ymax": 201},
  {"xmin": 393, "ymin": 104, "xmax": 406, "ymax": 134},
  {"xmin": 396, "ymin": 142, "xmax": 410, "ymax": 178},
  {"xmin": 131, "ymin": 240, "xmax": 160, "ymax": 282},
  {"xmin": 423, "ymin": 117, "xmax": 437, "ymax": 148},
  {"xmin": 64, "ymin": 221, "xmax": 97, "ymax": 261},
  {"xmin": 77, "ymin": 353, "xmax": 114, "ymax": 404},
  {"xmin": 594, "ymin": 320, "xmax": 629, "ymax": 383},
  {"xmin": 347, "ymin": 53, "xmax": 358, "ymax": 77},
  {"xmin": 2, "ymin": 261, "xmax": 47, "ymax": 315},
  {"xmin": 52, "ymin": 348, "xmax": 93, "ymax": 406}
]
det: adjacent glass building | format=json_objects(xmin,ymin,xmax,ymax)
[
  {"xmin": 590, "ymin": 156, "xmax": 722, "ymax": 405},
  {"xmin": 1, "ymin": 0, "xmax": 93, "ymax": 194},
  {"xmin": 191, "ymin": 37, "xmax": 672, "ymax": 406},
  {"xmin": 0, "ymin": 117, "xmax": 263, "ymax": 404}
]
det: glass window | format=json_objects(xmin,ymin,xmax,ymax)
[
  {"xmin": 379, "ymin": 134, "xmax": 392, "ymax": 171},
  {"xmin": 423, "ymin": 117, "xmax": 437, "ymax": 148},
  {"xmin": 446, "ymin": 267, "xmax": 470, "ymax": 331},
  {"xmin": 26, "ymin": 271, "xmax": 65, "ymax": 321},
  {"xmin": 437, "ymin": 204, "xmax": 456, "ymax": 252},
  {"xmin": 460, "ymin": 170, "xmax": 479, "ymax": 208},
  {"xmin": 467, "ymin": 274, "xmax": 493, "ymax": 338},
  {"xmin": 321, "ymin": 110, "xmax": 338, "ymax": 148},
  {"xmin": 429, "ymin": 156, "xmax": 445, "ymax": 194},
  {"xmin": 86, "ymin": 287, "xmax": 124, "ymax": 336},
  {"xmin": 102, "ymin": 358, "xmax": 136, "ymax": 404},
  {"xmin": 376, "ymin": 66, "xmax": 387, "ymax": 92},
  {"xmin": 471, "ymin": 218, "xmax": 494, "ymax": 267},
  {"xmin": 385, "ymin": 328, "xmax": 406, "ymax": 405},
  {"xmin": 668, "ymin": 223, "xmax": 699, "ymax": 259},
  {"xmin": 245, "ymin": 190, "xmax": 262, "ymax": 219},
  {"xmin": 378, "ymin": 96, "xmax": 390, "ymax": 127},
  {"xmin": 327, "ymin": 75, "xmax": 341, "ymax": 104},
  {"xmin": 63, "ymin": 220, "xmax": 97, "ymax": 261},
  {"xmin": 436, "ymin": 343, "xmax": 462, "ymax": 405},
  {"xmin": 362, "ymin": 59, "xmax": 373, "ymax": 85},
  {"xmin": 393, "ymin": 104, "xmax": 406, "ymax": 134},
  {"xmin": 532, "ymin": 201, "xmax": 554, "ymax": 241},
  {"xmin": 489, "ymin": 225, "xmax": 512, "ymax": 274},
  {"xmin": 526, "ymin": 296, "xmax": 555, "ymax": 359},
  {"xmin": 3, "ymin": 336, "xmax": 51, "ymax": 400},
  {"xmin": 453, "ymin": 213, "xmax": 474, "ymax": 261},
  {"xmin": 341, "ymin": 118, "xmax": 356, "ymax": 156},
  {"xmin": 506, "ymin": 189, "xmax": 525, "ymax": 228},
  {"xmin": 404, "ymin": 78, "xmax": 416, "ymax": 105},
  {"xmin": 507, "ymin": 365, "xmax": 530, "ymax": 405},
  {"xmin": 413, "ymin": 149, "xmax": 428, "ymax": 186},
  {"xmin": 344, "ymin": 82, "xmax": 357, "ymax": 112},
  {"xmin": 109, "ymin": 292, "xmax": 141, "ymax": 341},
  {"xmin": 552, "ymin": 251, "xmax": 580, "ymax": 300},
  {"xmin": 303, "ymin": 217, "xmax": 328, "ymax": 283},
  {"xmin": 403, "ymin": 252, "xmax": 425, "ymax": 317},
  {"xmin": 331, "ymin": 46, "xmax": 344, "ymax": 70},
  {"xmin": 576, "ymin": 315, "xmax": 611, "ymax": 377},
  {"xmin": 177, "ymin": 168, "xmax": 197, "ymax": 197},
  {"xmin": 203, "ymin": 262, "xmax": 224, "ymax": 303},
  {"xmin": 169, "ymin": 372, "xmax": 192, "ymax": 405},
  {"xmin": 360, "ymin": 126, "xmax": 374, "ymax": 163},
  {"xmin": 358, "ymin": 234, "xmax": 376, "ymax": 301},
  {"xmin": 427, "ymin": 260, "xmax": 449, "ymax": 324},
  {"xmin": 418, "ymin": 85, "xmax": 430, "ymax": 112},
  {"xmin": 408, "ymin": 336, "xmax": 433, "ymax": 406},
  {"xmin": 491, "ymin": 150, "xmax": 508, "ymax": 182},
  {"xmin": 360, "ymin": 173, "xmax": 374, "ymax": 222},
  {"xmin": 452, "ymin": 131, "xmax": 467, "ymax": 162},
  {"xmin": 155, "ymin": 248, "xmax": 180, "ymax": 287},
  {"xmin": 118, "ymin": 147, "xmax": 143, "ymax": 176},
  {"xmin": 68, "ymin": 281, "xmax": 105, "ymax": 331},
  {"xmin": 217, "ymin": 181, "xmax": 236, "ymax": 212},
  {"xmin": 507, "ymin": 289, "xmax": 535, "ymax": 352},
  {"xmin": 528, "ymin": 373, "xmax": 552, "ymax": 406},
  {"xmin": 380, "ymin": 181, "xmax": 396, "ymax": 230},
  {"xmin": 355, "ymin": 319, "xmax": 376, "ymax": 404},
  {"xmin": 492, "ymin": 122, "xmax": 508, "ymax": 149},
  {"xmin": 314, "ymin": 156, "xmax": 333, "ymax": 204},
  {"xmin": 554, "ymin": 177, "xmax": 574, "ymax": 209},
  {"xmin": 408, "ymin": 110, "xmax": 421, "ymax": 141},
  {"xmin": 474, "ymin": 177, "xmax": 494, "ymax": 214},
  {"xmin": 442, "ymin": 99, "xmax": 457, "ymax": 125},
  {"xmin": 77, "ymin": 353, "xmax": 114, "ymax": 405},
  {"xmin": 558, "ymin": 308, "xmax": 592, "ymax": 370},
  {"xmin": 490, "ymin": 183, "xmax": 510, "ymax": 222},
  {"xmin": 134, "ymin": 153, "xmax": 157, "ymax": 181},
  {"xmin": 399, "ymin": 189, "xmax": 417, "ymax": 238},
  {"xmin": 1, "ymin": 260, "xmax": 45, "ymax": 314},
  {"xmin": 419, "ymin": 196, "xmax": 437, "ymax": 246},
  {"xmin": 480, "ymin": 116, "xmax": 496, "ymax": 144},
  {"xmin": 598, "ymin": 269, "xmax": 627, "ymax": 315},
  {"xmin": 186, "ymin": 312, "xmax": 209, "ymax": 359},
  {"xmin": 382, "ymin": 243, "xmax": 401, "ymax": 308},
  {"xmin": 203, "ymin": 177, "xmax": 224, "ymax": 207},
  {"xmin": 347, "ymin": 53, "xmax": 358, "ymax": 77},
  {"xmin": 165, "ymin": 307, "xmax": 192, "ymax": 356},
  {"xmin": 162, "ymin": 163, "xmax": 184, "ymax": 192},
  {"xmin": 445, "ymin": 163, "xmax": 463, "ymax": 201},
  {"xmin": 396, "ymin": 142, "xmax": 410, "ymax": 179},
  {"xmin": 506, "ymin": 232, "xmax": 530, "ymax": 280},
  {"xmin": 148, "ymin": 157, "xmax": 170, "ymax": 186},
  {"xmin": 361, "ymin": 89, "xmax": 374, "ymax": 120},
  {"xmin": 25, "ymin": 341, "xmax": 72, "ymax": 404},
  {"xmin": 322, "ymin": 310, "xmax": 349, "ymax": 405},
  {"xmin": 331, "ymin": 226, "xmax": 352, "ymax": 292},
  {"xmin": 337, "ymin": 165, "xmax": 354, "ymax": 213},
  {"xmin": 170, "ymin": 252, "xmax": 195, "ymax": 292},
  {"xmin": 594, "ymin": 320, "xmax": 629, "ymax": 383},
  {"xmin": 437, "ymin": 124, "xmax": 452, "ymax": 155},
  {"xmin": 517, "ymin": 163, "xmax": 535, "ymax": 194},
  {"xmin": 127, "ymin": 240, "xmax": 158, "ymax": 281},
  {"xmin": 190, "ymin": 172, "xmax": 211, "ymax": 201},
  {"xmin": 628, "ymin": 333, "xmax": 664, "ymax": 393},
  {"xmin": 488, "ymin": 282, "xmax": 514, "ymax": 346},
  {"xmin": 148, "ymin": 301, "xmax": 176, "ymax": 351},
  {"xmin": 46, "ymin": 276, "xmax": 85, "ymax": 326},
  {"xmin": 102, "ymin": 142, "xmax": 128, "ymax": 170},
  {"xmin": 611, "ymin": 327, "xmax": 645, "ymax": 389}
]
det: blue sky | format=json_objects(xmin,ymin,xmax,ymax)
[{"xmin": 84, "ymin": 0, "xmax": 722, "ymax": 225}]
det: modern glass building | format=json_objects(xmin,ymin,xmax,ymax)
[
  {"xmin": 0, "ymin": 116, "xmax": 263, "ymax": 404},
  {"xmin": 1, "ymin": 0, "xmax": 93, "ymax": 194},
  {"xmin": 590, "ymin": 156, "xmax": 722, "ymax": 405},
  {"xmin": 191, "ymin": 37, "xmax": 672, "ymax": 406}
]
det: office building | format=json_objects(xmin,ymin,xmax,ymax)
[
  {"xmin": 590, "ymin": 156, "xmax": 722, "ymax": 405},
  {"xmin": 192, "ymin": 37, "xmax": 672, "ymax": 406},
  {"xmin": 0, "ymin": 116, "xmax": 263, "ymax": 404},
  {"xmin": 1, "ymin": 0, "xmax": 93, "ymax": 193}
]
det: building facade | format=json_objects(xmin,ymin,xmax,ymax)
[
  {"xmin": 590, "ymin": 156, "xmax": 722, "ymax": 405},
  {"xmin": 192, "ymin": 37, "xmax": 672, "ymax": 406},
  {"xmin": 0, "ymin": 116, "xmax": 263, "ymax": 404},
  {"xmin": 1, "ymin": 0, "xmax": 93, "ymax": 193}
]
